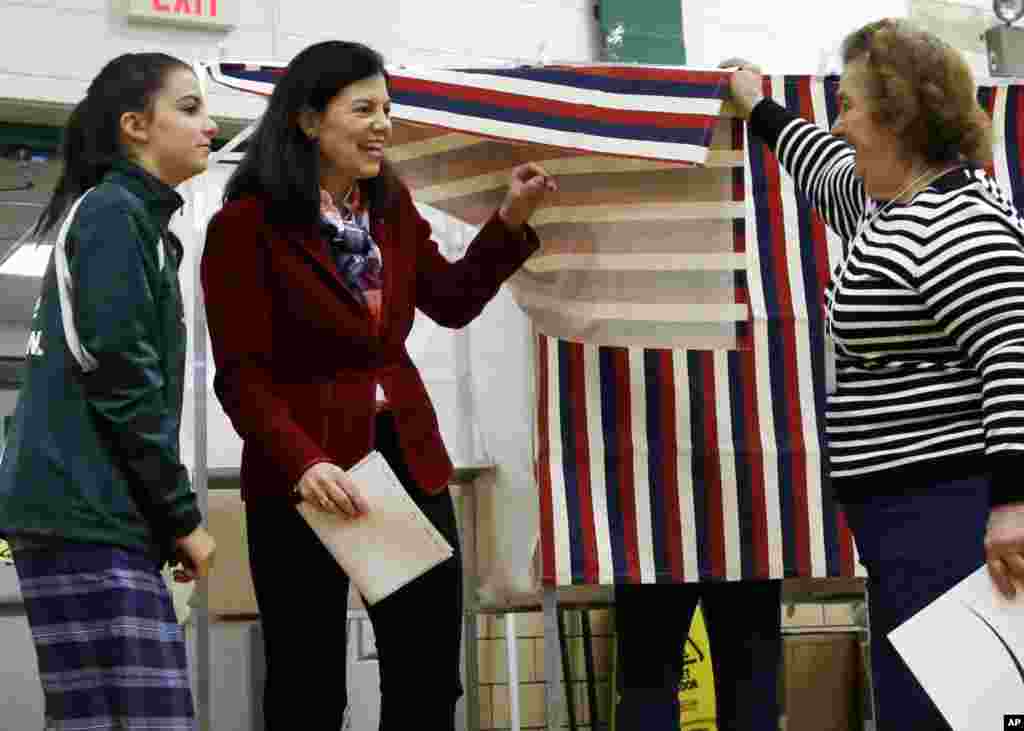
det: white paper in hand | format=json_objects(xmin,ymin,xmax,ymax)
[
  {"xmin": 296, "ymin": 451, "xmax": 454, "ymax": 605},
  {"xmin": 888, "ymin": 566, "xmax": 1024, "ymax": 730}
]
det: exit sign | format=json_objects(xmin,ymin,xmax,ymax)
[{"xmin": 121, "ymin": 0, "xmax": 236, "ymax": 30}]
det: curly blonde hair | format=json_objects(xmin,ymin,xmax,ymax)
[{"xmin": 841, "ymin": 18, "xmax": 993, "ymax": 167}]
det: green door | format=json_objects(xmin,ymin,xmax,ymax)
[{"xmin": 598, "ymin": 0, "xmax": 686, "ymax": 64}]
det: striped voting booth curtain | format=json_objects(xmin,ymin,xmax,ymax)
[
  {"xmin": 206, "ymin": 63, "xmax": 733, "ymax": 350},
  {"xmin": 536, "ymin": 77, "xmax": 1024, "ymax": 586},
  {"xmin": 206, "ymin": 64, "xmax": 1024, "ymax": 586}
]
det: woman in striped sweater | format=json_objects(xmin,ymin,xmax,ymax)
[{"xmin": 726, "ymin": 19, "xmax": 1024, "ymax": 729}]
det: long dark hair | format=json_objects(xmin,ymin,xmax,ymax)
[
  {"xmin": 32, "ymin": 53, "xmax": 192, "ymax": 238},
  {"xmin": 224, "ymin": 40, "xmax": 401, "ymax": 226}
]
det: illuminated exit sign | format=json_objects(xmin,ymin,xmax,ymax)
[{"xmin": 121, "ymin": 0, "xmax": 236, "ymax": 30}]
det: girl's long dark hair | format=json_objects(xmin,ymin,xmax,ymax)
[
  {"xmin": 31, "ymin": 52, "xmax": 191, "ymax": 238},
  {"xmin": 224, "ymin": 40, "xmax": 400, "ymax": 226}
]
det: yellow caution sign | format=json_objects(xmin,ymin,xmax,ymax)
[{"xmin": 678, "ymin": 601, "xmax": 718, "ymax": 731}]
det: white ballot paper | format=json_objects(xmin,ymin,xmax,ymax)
[
  {"xmin": 889, "ymin": 566, "xmax": 1024, "ymax": 729},
  {"xmin": 296, "ymin": 450, "xmax": 454, "ymax": 605}
]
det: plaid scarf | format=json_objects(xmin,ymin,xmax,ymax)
[{"xmin": 319, "ymin": 187, "xmax": 383, "ymax": 321}]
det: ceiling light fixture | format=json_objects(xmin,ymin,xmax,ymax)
[{"xmin": 0, "ymin": 243, "xmax": 52, "ymax": 277}]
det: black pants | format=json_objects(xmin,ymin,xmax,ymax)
[
  {"xmin": 841, "ymin": 474, "xmax": 989, "ymax": 731},
  {"xmin": 615, "ymin": 580, "xmax": 782, "ymax": 731},
  {"xmin": 246, "ymin": 412, "xmax": 463, "ymax": 730}
]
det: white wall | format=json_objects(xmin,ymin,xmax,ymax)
[
  {"xmin": 0, "ymin": 325, "xmax": 29, "ymax": 359},
  {"xmin": 0, "ymin": 0, "xmax": 600, "ymax": 121},
  {"xmin": 680, "ymin": 0, "xmax": 909, "ymax": 72},
  {"xmin": 681, "ymin": 0, "xmax": 995, "ymax": 77}
]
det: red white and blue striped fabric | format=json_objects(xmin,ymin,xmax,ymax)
[
  {"xmin": 208, "ymin": 62, "xmax": 728, "ymax": 164},
  {"xmin": 206, "ymin": 62, "xmax": 738, "ymax": 349},
  {"xmin": 530, "ymin": 76, "xmax": 853, "ymax": 585},
  {"xmin": 535, "ymin": 77, "xmax": 1024, "ymax": 586}
]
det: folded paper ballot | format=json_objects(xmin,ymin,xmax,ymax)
[
  {"xmin": 889, "ymin": 566, "xmax": 1024, "ymax": 730},
  {"xmin": 296, "ymin": 451, "xmax": 454, "ymax": 605}
]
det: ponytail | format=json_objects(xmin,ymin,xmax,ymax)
[{"xmin": 32, "ymin": 97, "xmax": 116, "ymax": 237}]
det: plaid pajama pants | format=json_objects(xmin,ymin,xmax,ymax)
[{"xmin": 13, "ymin": 542, "xmax": 196, "ymax": 731}]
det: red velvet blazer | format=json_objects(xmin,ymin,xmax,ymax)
[{"xmin": 201, "ymin": 184, "xmax": 539, "ymax": 503}]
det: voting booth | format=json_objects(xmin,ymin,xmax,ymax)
[{"xmin": 173, "ymin": 62, "xmax": 1024, "ymax": 729}]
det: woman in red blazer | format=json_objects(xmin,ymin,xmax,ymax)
[{"xmin": 201, "ymin": 41, "xmax": 555, "ymax": 731}]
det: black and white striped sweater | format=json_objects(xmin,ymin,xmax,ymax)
[{"xmin": 751, "ymin": 98, "xmax": 1024, "ymax": 506}]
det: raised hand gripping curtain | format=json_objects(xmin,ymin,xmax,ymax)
[{"xmin": 534, "ymin": 76, "xmax": 1024, "ymax": 586}]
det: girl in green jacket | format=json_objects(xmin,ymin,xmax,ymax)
[{"xmin": 0, "ymin": 52, "xmax": 217, "ymax": 731}]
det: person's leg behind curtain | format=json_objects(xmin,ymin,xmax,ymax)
[
  {"xmin": 701, "ymin": 579, "xmax": 782, "ymax": 731},
  {"xmin": 615, "ymin": 582, "xmax": 701, "ymax": 729}
]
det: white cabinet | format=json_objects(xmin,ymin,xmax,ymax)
[
  {"xmin": 0, "ymin": 612, "xmax": 43, "ymax": 730},
  {"xmin": 344, "ymin": 610, "xmax": 382, "ymax": 731},
  {"xmin": 0, "ymin": 564, "xmax": 44, "ymax": 731}
]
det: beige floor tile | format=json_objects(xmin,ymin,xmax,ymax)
[
  {"xmin": 823, "ymin": 601, "xmax": 858, "ymax": 627},
  {"xmin": 478, "ymin": 685, "xmax": 493, "ymax": 730},
  {"xmin": 520, "ymin": 682, "xmax": 546, "ymax": 728},
  {"xmin": 781, "ymin": 602, "xmax": 825, "ymax": 628},
  {"xmin": 478, "ymin": 639, "xmax": 508, "ymax": 684},
  {"xmin": 592, "ymin": 635, "xmax": 613, "ymax": 679},
  {"xmin": 532, "ymin": 638, "xmax": 545, "ymax": 682},
  {"xmin": 587, "ymin": 608, "xmax": 613, "ymax": 636},
  {"xmin": 517, "ymin": 611, "xmax": 545, "ymax": 638},
  {"xmin": 517, "ymin": 637, "xmax": 536, "ymax": 683},
  {"xmin": 491, "ymin": 684, "xmax": 509, "ymax": 728}
]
